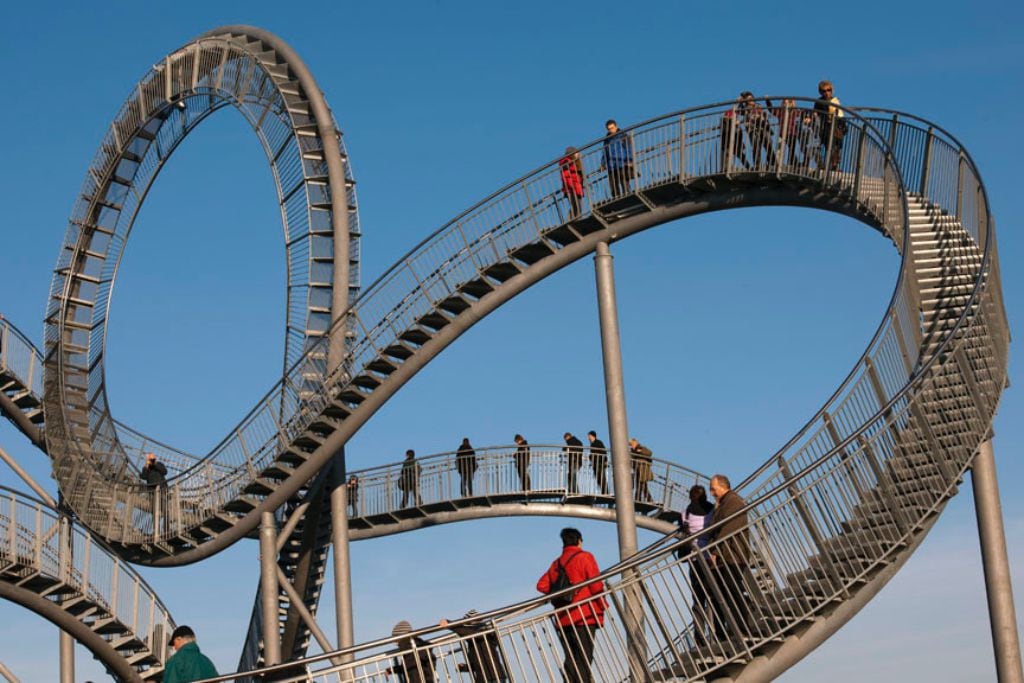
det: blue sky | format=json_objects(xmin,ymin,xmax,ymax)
[{"xmin": 0, "ymin": 1, "xmax": 1021, "ymax": 680}]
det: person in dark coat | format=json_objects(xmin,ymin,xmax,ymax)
[
  {"xmin": 813, "ymin": 80, "xmax": 846, "ymax": 171},
  {"xmin": 457, "ymin": 438, "xmax": 477, "ymax": 497},
  {"xmin": 388, "ymin": 621, "xmax": 437, "ymax": 683},
  {"xmin": 347, "ymin": 474, "xmax": 360, "ymax": 516},
  {"xmin": 586, "ymin": 431, "xmax": 609, "ymax": 495},
  {"xmin": 563, "ymin": 433, "xmax": 584, "ymax": 495},
  {"xmin": 559, "ymin": 146, "xmax": 586, "ymax": 219},
  {"xmin": 164, "ymin": 625, "xmax": 218, "ymax": 683},
  {"xmin": 707, "ymin": 474, "xmax": 753, "ymax": 640},
  {"xmin": 440, "ymin": 610, "xmax": 510, "ymax": 683},
  {"xmin": 399, "ymin": 450, "xmax": 422, "ymax": 507},
  {"xmin": 513, "ymin": 434, "xmax": 531, "ymax": 492},
  {"xmin": 628, "ymin": 438, "xmax": 654, "ymax": 503},
  {"xmin": 141, "ymin": 452, "xmax": 167, "ymax": 488},
  {"xmin": 678, "ymin": 485, "xmax": 715, "ymax": 644},
  {"xmin": 738, "ymin": 92, "xmax": 776, "ymax": 169}
]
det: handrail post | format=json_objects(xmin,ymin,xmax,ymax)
[
  {"xmin": 956, "ymin": 150, "xmax": 966, "ymax": 219},
  {"xmin": 725, "ymin": 107, "xmax": 737, "ymax": 178},
  {"xmin": 776, "ymin": 107, "xmax": 787, "ymax": 177},
  {"xmin": 822, "ymin": 115, "xmax": 836, "ymax": 184},
  {"xmin": 919, "ymin": 126, "xmax": 935, "ymax": 197},
  {"xmin": 677, "ymin": 114, "xmax": 687, "ymax": 184},
  {"xmin": 853, "ymin": 124, "xmax": 866, "ymax": 200}
]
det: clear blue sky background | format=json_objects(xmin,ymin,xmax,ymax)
[{"xmin": 0, "ymin": 1, "xmax": 1021, "ymax": 680}]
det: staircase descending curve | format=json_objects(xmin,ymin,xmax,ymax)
[
  {"xmin": 205, "ymin": 108, "xmax": 1008, "ymax": 682},
  {"xmin": 0, "ymin": 486, "xmax": 174, "ymax": 682},
  {"xmin": 43, "ymin": 89, "xmax": 944, "ymax": 571}
]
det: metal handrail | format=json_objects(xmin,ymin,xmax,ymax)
[
  {"xmin": 196, "ymin": 108, "xmax": 1006, "ymax": 682},
  {"xmin": 344, "ymin": 444, "xmax": 708, "ymax": 522},
  {"xmin": 49, "ymin": 98, "xmax": 913, "ymax": 551},
  {"xmin": 0, "ymin": 485, "xmax": 175, "ymax": 666},
  {"xmin": 0, "ymin": 319, "xmax": 43, "ymax": 399}
]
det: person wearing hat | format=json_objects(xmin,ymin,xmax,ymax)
[
  {"xmin": 559, "ymin": 146, "xmax": 586, "ymax": 219},
  {"xmin": 164, "ymin": 625, "xmax": 217, "ymax": 683},
  {"xmin": 388, "ymin": 620, "xmax": 437, "ymax": 682},
  {"xmin": 439, "ymin": 609, "xmax": 509, "ymax": 682}
]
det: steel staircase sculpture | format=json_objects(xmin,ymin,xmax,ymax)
[
  {"xmin": 207, "ymin": 107, "xmax": 1008, "ymax": 682},
  {"xmin": 0, "ymin": 486, "xmax": 173, "ymax": 682},
  {"xmin": 0, "ymin": 24, "xmax": 1008, "ymax": 683}
]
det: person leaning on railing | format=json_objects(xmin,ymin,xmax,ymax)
[{"xmin": 439, "ymin": 609, "xmax": 510, "ymax": 683}]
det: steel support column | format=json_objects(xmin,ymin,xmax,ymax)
[
  {"xmin": 593, "ymin": 241, "xmax": 638, "ymax": 558},
  {"xmin": 330, "ymin": 454, "xmax": 355, "ymax": 667},
  {"xmin": 971, "ymin": 440, "xmax": 1024, "ymax": 683},
  {"xmin": 58, "ymin": 631, "xmax": 73, "ymax": 683},
  {"xmin": 259, "ymin": 511, "xmax": 282, "ymax": 666},
  {"xmin": 594, "ymin": 241, "xmax": 645, "ymax": 681}
]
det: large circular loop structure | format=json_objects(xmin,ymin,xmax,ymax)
[
  {"xmin": 42, "ymin": 26, "xmax": 361, "ymax": 561},
  {"xmin": 0, "ymin": 24, "xmax": 1010, "ymax": 683}
]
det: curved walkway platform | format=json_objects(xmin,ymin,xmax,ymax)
[
  {"xmin": 344, "ymin": 445, "xmax": 705, "ymax": 540},
  {"xmin": 189, "ymin": 106, "xmax": 1007, "ymax": 682},
  {"xmin": 0, "ymin": 26, "xmax": 1009, "ymax": 683},
  {"xmin": 0, "ymin": 487, "xmax": 174, "ymax": 682}
]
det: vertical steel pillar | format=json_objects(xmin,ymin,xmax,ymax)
[
  {"xmin": 593, "ymin": 241, "xmax": 645, "ymax": 681},
  {"xmin": 594, "ymin": 241, "xmax": 638, "ymax": 558},
  {"xmin": 58, "ymin": 632, "xmax": 73, "ymax": 683},
  {"xmin": 971, "ymin": 440, "xmax": 1024, "ymax": 683},
  {"xmin": 259, "ymin": 511, "xmax": 282, "ymax": 666},
  {"xmin": 330, "ymin": 454, "xmax": 355, "ymax": 672}
]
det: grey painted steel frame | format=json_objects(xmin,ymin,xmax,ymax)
[
  {"xmin": 147, "ymin": 182, "xmax": 892, "ymax": 567},
  {"xmin": 43, "ymin": 25, "xmax": 357, "ymax": 528}
]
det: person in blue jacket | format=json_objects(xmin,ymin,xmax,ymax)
[{"xmin": 601, "ymin": 119, "xmax": 635, "ymax": 198}]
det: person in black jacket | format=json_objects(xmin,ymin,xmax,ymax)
[
  {"xmin": 440, "ymin": 610, "xmax": 509, "ymax": 683},
  {"xmin": 513, "ymin": 434, "xmax": 531, "ymax": 492},
  {"xmin": 563, "ymin": 433, "xmax": 584, "ymax": 495},
  {"xmin": 141, "ymin": 452, "xmax": 167, "ymax": 488},
  {"xmin": 457, "ymin": 438, "xmax": 478, "ymax": 497},
  {"xmin": 586, "ymin": 431, "xmax": 609, "ymax": 495},
  {"xmin": 400, "ymin": 450, "xmax": 422, "ymax": 507}
]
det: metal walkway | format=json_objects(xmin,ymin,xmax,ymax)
[
  {"xmin": 0, "ymin": 487, "xmax": 173, "ymax": 681},
  {"xmin": 0, "ymin": 23, "xmax": 1010, "ymax": 683}
]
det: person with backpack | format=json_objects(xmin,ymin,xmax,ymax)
[{"xmin": 536, "ymin": 528, "xmax": 606, "ymax": 683}]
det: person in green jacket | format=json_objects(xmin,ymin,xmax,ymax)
[{"xmin": 164, "ymin": 625, "xmax": 218, "ymax": 683}]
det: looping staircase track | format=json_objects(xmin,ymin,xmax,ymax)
[
  {"xmin": 203, "ymin": 108, "xmax": 1007, "ymax": 682},
  {"xmin": 0, "ymin": 23, "xmax": 1007, "ymax": 681}
]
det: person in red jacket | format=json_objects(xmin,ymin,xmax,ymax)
[
  {"xmin": 537, "ymin": 528, "xmax": 606, "ymax": 683},
  {"xmin": 559, "ymin": 146, "xmax": 586, "ymax": 220}
]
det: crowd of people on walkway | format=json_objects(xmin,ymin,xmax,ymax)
[
  {"xmin": 384, "ymin": 474, "xmax": 752, "ymax": 682},
  {"xmin": 350, "ymin": 432, "xmax": 667, "ymax": 515},
  {"xmin": 556, "ymin": 80, "xmax": 846, "ymax": 220}
]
